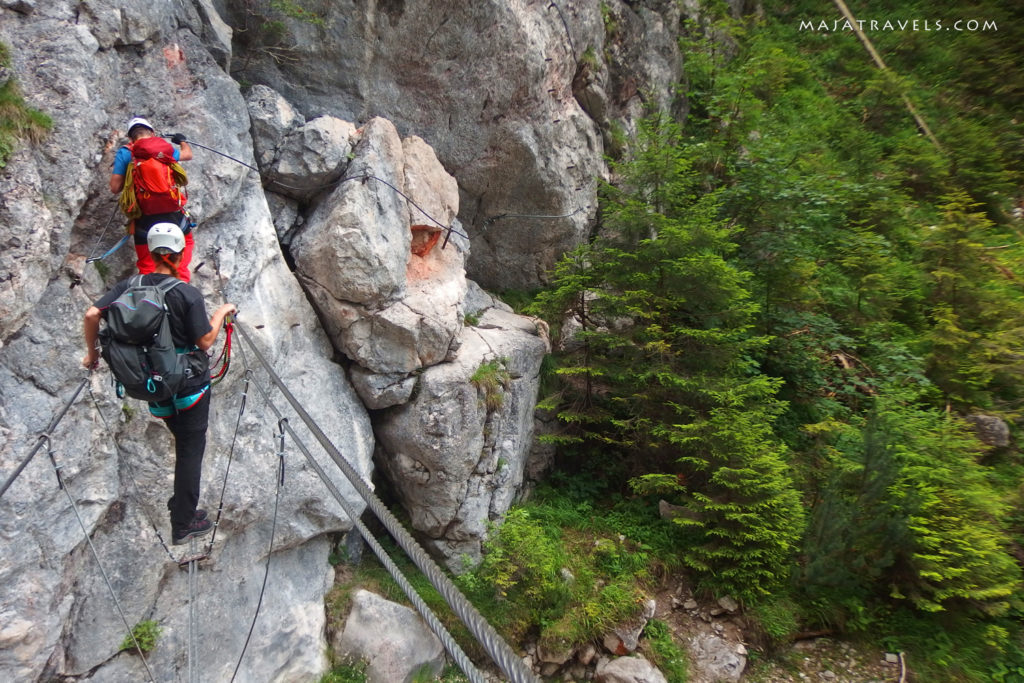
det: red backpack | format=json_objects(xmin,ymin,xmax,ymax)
[{"xmin": 120, "ymin": 137, "xmax": 188, "ymax": 217}]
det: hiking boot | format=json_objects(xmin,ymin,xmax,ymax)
[
  {"xmin": 172, "ymin": 517, "xmax": 213, "ymax": 545},
  {"xmin": 168, "ymin": 497, "xmax": 207, "ymax": 521}
]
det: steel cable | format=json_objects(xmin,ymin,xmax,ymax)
[
  {"xmin": 186, "ymin": 137, "xmax": 588, "ymax": 245},
  {"xmin": 179, "ymin": 137, "xmax": 471, "ymax": 245},
  {"xmin": 234, "ymin": 362, "xmax": 488, "ymax": 683},
  {"xmin": 203, "ymin": 367, "xmax": 249, "ymax": 555},
  {"xmin": 45, "ymin": 438, "xmax": 158, "ymax": 683},
  {"xmin": 84, "ymin": 202, "xmax": 126, "ymax": 264},
  {"xmin": 547, "ymin": 1, "xmax": 577, "ymax": 59},
  {"xmin": 85, "ymin": 384, "xmax": 177, "ymax": 561},
  {"xmin": 484, "ymin": 206, "xmax": 585, "ymax": 225},
  {"xmin": 0, "ymin": 376, "xmax": 90, "ymax": 500},
  {"xmin": 230, "ymin": 418, "xmax": 287, "ymax": 682},
  {"xmin": 188, "ymin": 547, "xmax": 198, "ymax": 683},
  {"xmin": 233, "ymin": 322, "xmax": 539, "ymax": 683}
]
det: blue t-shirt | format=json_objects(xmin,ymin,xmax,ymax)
[{"xmin": 111, "ymin": 145, "xmax": 181, "ymax": 175}]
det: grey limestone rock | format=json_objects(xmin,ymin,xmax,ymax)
[
  {"xmin": 223, "ymin": 0, "xmax": 684, "ymax": 290},
  {"xmin": 595, "ymin": 655, "xmax": 669, "ymax": 683},
  {"xmin": 0, "ymin": 0, "xmax": 693, "ymax": 678},
  {"xmin": 334, "ymin": 589, "xmax": 445, "ymax": 683},
  {"xmin": 688, "ymin": 632, "xmax": 747, "ymax": 682},
  {"xmin": 0, "ymin": 4, "xmax": 373, "ymax": 681},
  {"xmin": 965, "ymin": 413, "xmax": 1011, "ymax": 448},
  {"xmin": 374, "ymin": 308, "xmax": 550, "ymax": 569}
]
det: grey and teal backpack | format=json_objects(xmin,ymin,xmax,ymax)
[{"xmin": 99, "ymin": 275, "xmax": 203, "ymax": 402}]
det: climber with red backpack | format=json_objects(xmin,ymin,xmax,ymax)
[{"xmin": 110, "ymin": 116, "xmax": 196, "ymax": 282}]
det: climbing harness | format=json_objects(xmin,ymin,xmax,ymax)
[
  {"xmin": 87, "ymin": 158, "xmax": 194, "ymax": 271},
  {"xmin": 3, "ymin": 321, "xmax": 538, "ymax": 682},
  {"xmin": 4, "ymin": 123, "xmax": 564, "ymax": 676},
  {"xmin": 88, "ymin": 210, "xmax": 195, "ymax": 272}
]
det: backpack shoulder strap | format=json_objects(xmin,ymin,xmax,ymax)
[
  {"xmin": 128, "ymin": 274, "xmax": 145, "ymax": 288},
  {"xmin": 155, "ymin": 277, "xmax": 183, "ymax": 295}
]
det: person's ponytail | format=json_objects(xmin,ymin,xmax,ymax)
[{"xmin": 154, "ymin": 251, "xmax": 183, "ymax": 278}]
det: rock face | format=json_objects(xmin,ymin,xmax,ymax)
[
  {"xmin": 334, "ymin": 589, "xmax": 445, "ymax": 683},
  {"xmin": 220, "ymin": 0, "xmax": 685, "ymax": 290},
  {"xmin": 595, "ymin": 655, "xmax": 669, "ymax": 683},
  {"xmin": 251, "ymin": 90, "xmax": 550, "ymax": 565},
  {"xmin": 288, "ymin": 116, "xmax": 466, "ymax": 373},
  {"xmin": 375, "ymin": 306, "xmax": 551, "ymax": 568},
  {"xmin": 0, "ymin": 0, "xmax": 690, "ymax": 680},
  {"xmin": 0, "ymin": 3, "xmax": 374, "ymax": 681}
]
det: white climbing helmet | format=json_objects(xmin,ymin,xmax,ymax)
[
  {"xmin": 147, "ymin": 223, "xmax": 186, "ymax": 254},
  {"xmin": 126, "ymin": 116, "xmax": 154, "ymax": 134}
]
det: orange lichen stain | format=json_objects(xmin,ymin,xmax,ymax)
[
  {"xmin": 163, "ymin": 43, "xmax": 186, "ymax": 68},
  {"xmin": 407, "ymin": 257, "xmax": 436, "ymax": 281},
  {"xmin": 410, "ymin": 225, "xmax": 442, "ymax": 257}
]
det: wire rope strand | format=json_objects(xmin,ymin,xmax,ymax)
[
  {"xmin": 176, "ymin": 138, "xmax": 472, "ymax": 245},
  {"xmin": 47, "ymin": 442, "xmax": 158, "ymax": 683},
  {"xmin": 84, "ymin": 202, "xmax": 123, "ymax": 263},
  {"xmin": 86, "ymin": 385, "xmax": 178, "ymax": 561},
  {"xmin": 233, "ymin": 323, "xmax": 538, "ymax": 683},
  {"xmin": 230, "ymin": 418, "xmax": 287, "ymax": 682},
  {"xmin": 203, "ymin": 368, "xmax": 249, "ymax": 555},
  {"xmin": 547, "ymin": 1, "xmax": 576, "ymax": 59},
  {"xmin": 188, "ymin": 544, "xmax": 198, "ymax": 683},
  {"xmin": 484, "ymin": 206, "xmax": 585, "ymax": 225},
  {"xmin": 350, "ymin": 173, "xmax": 469, "ymax": 244},
  {"xmin": 0, "ymin": 376, "xmax": 90, "ymax": 501},
  {"xmin": 183, "ymin": 139, "xmax": 261, "ymax": 173},
  {"xmin": 234, "ymin": 356, "xmax": 488, "ymax": 683}
]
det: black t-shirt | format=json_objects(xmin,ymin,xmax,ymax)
[{"xmin": 94, "ymin": 273, "xmax": 213, "ymax": 392}]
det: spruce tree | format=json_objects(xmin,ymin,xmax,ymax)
[
  {"xmin": 534, "ymin": 116, "xmax": 805, "ymax": 600},
  {"xmin": 921, "ymin": 192, "xmax": 1024, "ymax": 413},
  {"xmin": 804, "ymin": 391, "xmax": 1020, "ymax": 613}
]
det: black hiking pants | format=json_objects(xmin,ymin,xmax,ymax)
[{"xmin": 163, "ymin": 390, "xmax": 211, "ymax": 535}]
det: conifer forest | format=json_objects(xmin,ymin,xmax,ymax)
[{"xmin": 442, "ymin": 1, "xmax": 1024, "ymax": 680}]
